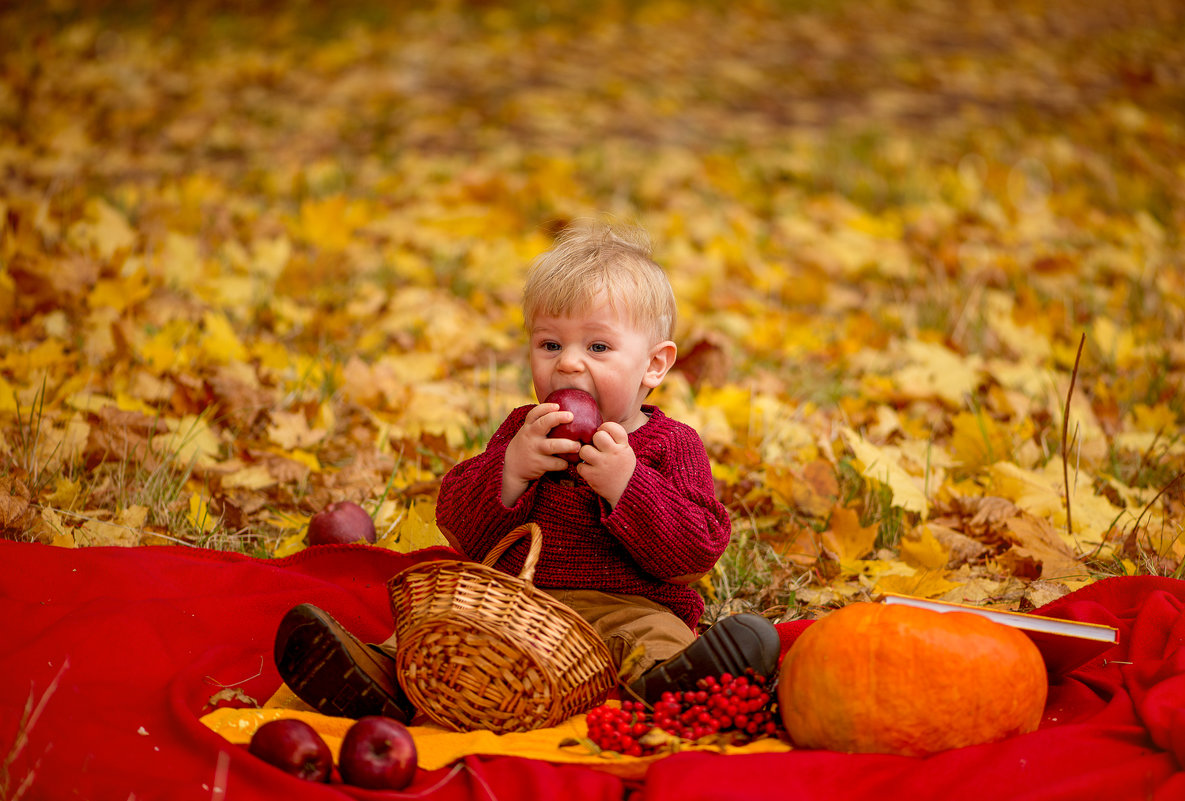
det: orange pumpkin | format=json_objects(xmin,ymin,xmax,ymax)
[{"xmin": 778, "ymin": 602, "xmax": 1048, "ymax": 756}]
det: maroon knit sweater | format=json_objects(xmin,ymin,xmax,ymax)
[{"xmin": 435, "ymin": 405, "xmax": 731, "ymax": 629}]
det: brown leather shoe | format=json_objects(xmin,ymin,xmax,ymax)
[{"xmin": 273, "ymin": 604, "xmax": 414, "ymax": 722}]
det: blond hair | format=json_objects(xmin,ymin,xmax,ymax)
[{"xmin": 523, "ymin": 220, "xmax": 676, "ymax": 344}]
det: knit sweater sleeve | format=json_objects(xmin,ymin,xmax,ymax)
[
  {"xmin": 434, "ymin": 405, "xmax": 537, "ymax": 562},
  {"xmin": 604, "ymin": 411, "xmax": 731, "ymax": 580}
]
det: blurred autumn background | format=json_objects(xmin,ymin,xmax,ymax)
[{"xmin": 2, "ymin": 0, "xmax": 1183, "ymax": 622}]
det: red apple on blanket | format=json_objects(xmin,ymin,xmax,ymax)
[
  {"xmin": 544, "ymin": 388, "xmax": 603, "ymax": 464},
  {"xmin": 248, "ymin": 718, "xmax": 332, "ymax": 782},
  {"xmin": 307, "ymin": 501, "xmax": 376, "ymax": 545},
  {"xmin": 339, "ymin": 715, "xmax": 418, "ymax": 790}
]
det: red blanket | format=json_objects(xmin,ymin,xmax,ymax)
[{"xmin": 1, "ymin": 540, "xmax": 1182, "ymax": 800}]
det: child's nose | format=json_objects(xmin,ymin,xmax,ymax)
[{"xmin": 557, "ymin": 348, "xmax": 584, "ymax": 372}]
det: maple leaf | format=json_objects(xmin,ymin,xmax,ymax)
[
  {"xmin": 839, "ymin": 426, "xmax": 930, "ymax": 517},
  {"xmin": 822, "ymin": 506, "xmax": 878, "ymax": 564},
  {"xmin": 999, "ymin": 513, "xmax": 1095, "ymax": 585},
  {"xmin": 888, "ymin": 340, "xmax": 984, "ymax": 407},
  {"xmin": 759, "ymin": 521, "xmax": 826, "ymax": 567},
  {"xmin": 0, "ymin": 476, "xmax": 34, "ymax": 537},
  {"xmin": 164, "ymin": 415, "xmax": 223, "ymax": 471},
  {"xmin": 88, "ymin": 270, "xmax": 154, "ymax": 314},
  {"xmin": 151, "ymin": 232, "xmax": 203, "ymax": 289},
  {"xmin": 297, "ymin": 194, "xmax": 367, "ymax": 252},
  {"xmin": 219, "ymin": 464, "xmax": 276, "ymax": 492},
  {"xmin": 188, "ymin": 492, "xmax": 217, "ymax": 535},
  {"xmin": 68, "ymin": 199, "xmax": 136, "ymax": 261},
  {"xmin": 266, "ymin": 410, "xmax": 327, "ymax": 451},
  {"xmin": 32, "ymin": 507, "xmax": 75, "ymax": 548},
  {"xmin": 375, "ymin": 500, "xmax": 448, "ymax": 554},
  {"xmin": 949, "ymin": 411, "xmax": 1014, "ymax": 472},
  {"xmin": 74, "ymin": 506, "xmax": 150, "ymax": 548},
  {"xmin": 199, "ymin": 312, "xmax": 249, "ymax": 365},
  {"xmin": 987, "ymin": 461, "xmax": 1124, "ymax": 550},
  {"xmin": 898, "ymin": 525, "xmax": 951, "ymax": 570},
  {"xmin": 765, "ymin": 459, "xmax": 837, "ymax": 518},
  {"xmin": 877, "ymin": 569, "xmax": 964, "ymax": 599}
]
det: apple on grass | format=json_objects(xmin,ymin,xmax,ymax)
[
  {"xmin": 339, "ymin": 715, "xmax": 418, "ymax": 791},
  {"xmin": 307, "ymin": 500, "xmax": 376, "ymax": 546},
  {"xmin": 248, "ymin": 719, "xmax": 332, "ymax": 783},
  {"xmin": 544, "ymin": 388, "xmax": 603, "ymax": 465}
]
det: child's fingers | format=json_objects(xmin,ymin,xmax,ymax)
[
  {"xmin": 592, "ymin": 424, "xmax": 629, "ymax": 449},
  {"xmin": 548, "ymin": 437, "xmax": 580, "ymax": 456},
  {"xmin": 525, "ymin": 402, "xmax": 561, "ymax": 424},
  {"xmin": 531, "ymin": 406, "xmax": 575, "ymax": 434}
]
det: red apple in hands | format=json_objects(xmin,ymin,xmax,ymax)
[
  {"xmin": 339, "ymin": 715, "xmax": 418, "ymax": 790},
  {"xmin": 307, "ymin": 501, "xmax": 376, "ymax": 545},
  {"xmin": 248, "ymin": 718, "xmax": 333, "ymax": 783},
  {"xmin": 544, "ymin": 389, "xmax": 603, "ymax": 464}
]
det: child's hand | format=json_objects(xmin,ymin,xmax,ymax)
[
  {"xmin": 501, "ymin": 403, "xmax": 579, "ymax": 506},
  {"xmin": 576, "ymin": 422, "xmax": 636, "ymax": 509}
]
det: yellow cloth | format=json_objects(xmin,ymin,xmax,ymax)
[{"xmin": 200, "ymin": 685, "xmax": 792, "ymax": 781}]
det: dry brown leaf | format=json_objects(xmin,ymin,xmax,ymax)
[
  {"xmin": 1001, "ymin": 513, "xmax": 1092, "ymax": 583},
  {"xmin": 759, "ymin": 521, "xmax": 826, "ymax": 567},
  {"xmin": 205, "ymin": 687, "xmax": 259, "ymax": 711},
  {"xmin": 766, "ymin": 460, "xmax": 838, "ymax": 518},
  {"xmin": 966, "ymin": 496, "xmax": 1022, "ymax": 534},
  {"xmin": 1023, "ymin": 579, "xmax": 1074, "ymax": 610},
  {"xmin": 996, "ymin": 546, "xmax": 1043, "ymax": 580},
  {"xmin": 921, "ymin": 523, "xmax": 989, "ymax": 566},
  {"xmin": 0, "ymin": 476, "xmax": 34, "ymax": 535},
  {"xmin": 673, "ymin": 332, "xmax": 732, "ymax": 388}
]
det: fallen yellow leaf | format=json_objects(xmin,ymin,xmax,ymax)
[
  {"xmin": 188, "ymin": 492, "xmax": 217, "ymax": 534},
  {"xmin": 823, "ymin": 506, "xmax": 879, "ymax": 563},
  {"xmin": 899, "ymin": 525, "xmax": 950, "ymax": 570},
  {"xmin": 876, "ymin": 568, "xmax": 964, "ymax": 599},
  {"xmin": 376, "ymin": 500, "xmax": 448, "ymax": 553},
  {"xmin": 840, "ymin": 426, "xmax": 930, "ymax": 516}
]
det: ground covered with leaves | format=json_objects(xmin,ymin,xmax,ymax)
[{"xmin": 2, "ymin": 0, "xmax": 1183, "ymax": 622}]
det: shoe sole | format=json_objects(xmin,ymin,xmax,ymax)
[
  {"xmin": 274, "ymin": 604, "xmax": 411, "ymax": 721},
  {"xmin": 629, "ymin": 613, "xmax": 780, "ymax": 703}
]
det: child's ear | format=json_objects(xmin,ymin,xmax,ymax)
[{"xmin": 642, "ymin": 340, "xmax": 678, "ymax": 389}]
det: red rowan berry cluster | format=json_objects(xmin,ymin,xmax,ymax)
[
  {"xmin": 653, "ymin": 671, "xmax": 779, "ymax": 741},
  {"xmin": 585, "ymin": 671, "xmax": 780, "ymax": 756},
  {"xmin": 585, "ymin": 702, "xmax": 652, "ymax": 757}
]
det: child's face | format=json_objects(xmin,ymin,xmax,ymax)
[{"xmin": 528, "ymin": 292, "xmax": 671, "ymax": 433}]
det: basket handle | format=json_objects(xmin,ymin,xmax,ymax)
[{"xmin": 481, "ymin": 523, "xmax": 543, "ymax": 583}]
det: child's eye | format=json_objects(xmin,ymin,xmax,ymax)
[
  {"xmin": 541, "ymin": 341, "xmax": 561, "ymax": 352},
  {"xmin": 589, "ymin": 343, "xmax": 609, "ymax": 354}
]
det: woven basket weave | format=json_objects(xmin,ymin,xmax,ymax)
[{"xmin": 386, "ymin": 523, "xmax": 616, "ymax": 733}]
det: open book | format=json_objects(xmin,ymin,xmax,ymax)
[{"xmin": 881, "ymin": 593, "xmax": 1120, "ymax": 677}]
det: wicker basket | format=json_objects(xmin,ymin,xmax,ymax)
[{"xmin": 386, "ymin": 523, "xmax": 616, "ymax": 733}]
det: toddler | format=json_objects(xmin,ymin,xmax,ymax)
[{"xmin": 275, "ymin": 220, "xmax": 778, "ymax": 722}]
